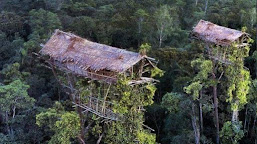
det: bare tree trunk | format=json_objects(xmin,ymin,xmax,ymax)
[
  {"xmin": 5, "ymin": 111, "xmax": 11, "ymax": 135},
  {"xmin": 97, "ymin": 132, "xmax": 104, "ymax": 144},
  {"xmin": 247, "ymin": 115, "xmax": 251, "ymax": 137},
  {"xmin": 85, "ymin": 119, "xmax": 93, "ymax": 136},
  {"xmin": 192, "ymin": 102, "xmax": 200, "ymax": 144},
  {"xmin": 232, "ymin": 109, "xmax": 239, "ymax": 122},
  {"xmin": 212, "ymin": 73, "xmax": 219, "ymax": 144},
  {"xmin": 77, "ymin": 93, "xmax": 86, "ymax": 144},
  {"xmin": 199, "ymin": 90, "xmax": 203, "ymax": 133},
  {"xmin": 139, "ymin": 59, "xmax": 145, "ymax": 78},
  {"xmin": 12, "ymin": 106, "xmax": 16, "ymax": 118},
  {"xmin": 232, "ymin": 100, "xmax": 239, "ymax": 123},
  {"xmin": 159, "ymin": 25, "xmax": 164, "ymax": 48},
  {"xmin": 77, "ymin": 136, "xmax": 85, "ymax": 144},
  {"xmin": 204, "ymin": 0, "xmax": 209, "ymax": 15},
  {"xmin": 244, "ymin": 106, "xmax": 248, "ymax": 130},
  {"xmin": 137, "ymin": 17, "xmax": 143, "ymax": 47},
  {"xmin": 138, "ymin": 17, "xmax": 143, "ymax": 34},
  {"xmin": 67, "ymin": 74, "xmax": 86, "ymax": 144},
  {"xmin": 159, "ymin": 35, "xmax": 162, "ymax": 48}
]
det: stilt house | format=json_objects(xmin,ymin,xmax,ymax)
[
  {"xmin": 191, "ymin": 20, "xmax": 250, "ymax": 64},
  {"xmin": 39, "ymin": 29, "xmax": 157, "ymax": 120}
]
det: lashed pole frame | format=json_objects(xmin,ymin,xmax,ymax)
[
  {"xmin": 41, "ymin": 55, "xmax": 156, "ymax": 121},
  {"xmin": 38, "ymin": 55, "xmax": 120, "ymax": 121},
  {"xmin": 62, "ymin": 68, "xmax": 121, "ymax": 121}
]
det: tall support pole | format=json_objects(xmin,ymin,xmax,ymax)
[
  {"xmin": 102, "ymin": 84, "xmax": 111, "ymax": 114},
  {"xmin": 199, "ymin": 90, "xmax": 203, "ymax": 134},
  {"xmin": 50, "ymin": 62, "xmax": 62, "ymax": 101},
  {"xmin": 67, "ymin": 73, "xmax": 85, "ymax": 144},
  {"xmin": 139, "ymin": 59, "xmax": 145, "ymax": 78},
  {"xmin": 192, "ymin": 102, "xmax": 200, "ymax": 144},
  {"xmin": 212, "ymin": 72, "xmax": 219, "ymax": 144},
  {"xmin": 207, "ymin": 43, "xmax": 219, "ymax": 144}
]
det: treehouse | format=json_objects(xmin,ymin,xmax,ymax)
[
  {"xmin": 191, "ymin": 20, "xmax": 250, "ymax": 64},
  {"xmin": 39, "ymin": 29, "xmax": 157, "ymax": 120}
]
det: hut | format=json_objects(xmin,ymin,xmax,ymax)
[
  {"xmin": 191, "ymin": 20, "xmax": 250, "ymax": 64},
  {"xmin": 40, "ymin": 29, "xmax": 156, "ymax": 84},
  {"xmin": 192, "ymin": 20, "xmax": 250, "ymax": 46},
  {"xmin": 39, "ymin": 29, "xmax": 157, "ymax": 120}
]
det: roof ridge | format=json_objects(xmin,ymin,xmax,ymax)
[{"xmin": 55, "ymin": 29, "xmax": 140, "ymax": 55}]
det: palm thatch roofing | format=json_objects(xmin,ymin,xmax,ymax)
[
  {"xmin": 192, "ymin": 20, "xmax": 250, "ymax": 46},
  {"xmin": 40, "ymin": 29, "xmax": 155, "ymax": 83}
]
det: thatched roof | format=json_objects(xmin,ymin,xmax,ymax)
[
  {"xmin": 192, "ymin": 20, "xmax": 249, "ymax": 46},
  {"xmin": 40, "ymin": 30, "xmax": 154, "ymax": 83}
]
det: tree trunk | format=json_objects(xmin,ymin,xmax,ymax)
[
  {"xmin": 97, "ymin": 132, "xmax": 104, "ymax": 144},
  {"xmin": 247, "ymin": 115, "xmax": 251, "ymax": 137},
  {"xmin": 204, "ymin": 0, "xmax": 209, "ymax": 15},
  {"xmin": 139, "ymin": 59, "xmax": 145, "ymax": 78},
  {"xmin": 191, "ymin": 102, "xmax": 200, "ymax": 144},
  {"xmin": 232, "ymin": 109, "xmax": 239, "ymax": 123},
  {"xmin": 232, "ymin": 100, "xmax": 239, "ymax": 123},
  {"xmin": 159, "ymin": 25, "xmax": 164, "ymax": 48},
  {"xmin": 5, "ymin": 111, "xmax": 10, "ymax": 135},
  {"xmin": 199, "ymin": 90, "xmax": 203, "ymax": 133},
  {"xmin": 244, "ymin": 106, "xmax": 248, "ymax": 130},
  {"xmin": 159, "ymin": 35, "xmax": 162, "ymax": 48},
  {"xmin": 77, "ymin": 95, "xmax": 86, "ymax": 144},
  {"xmin": 12, "ymin": 106, "xmax": 16, "ymax": 119},
  {"xmin": 67, "ymin": 74, "xmax": 86, "ymax": 144},
  {"xmin": 137, "ymin": 17, "xmax": 143, "ymax": 47},
  {"xmin": 212, "ymin": 73, "xmax": 219, "ymax": 144},
  {"xmin": 138, "ymin": 18, "xmax": 143, "ymax": 34},
  {"xmin": 85, "ymin": 120, "xmax": 93, "ymax": 136}
]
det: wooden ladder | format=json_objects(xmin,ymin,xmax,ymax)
[{"xmin": 73, "ymin": 96, "xmax": 120, "ymax": 121}]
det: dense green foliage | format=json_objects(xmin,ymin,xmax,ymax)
[{"xmin": 0, "ymin": 0, "xmax": 256, "ymax": 143}]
